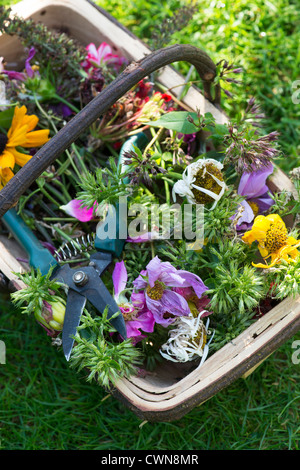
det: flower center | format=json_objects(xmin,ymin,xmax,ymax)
[
  {"xmin": 192, "ymin": 163, "xmax": 223, "ymax": 204},
  {"xmin": 146, "ymin": 280, "xmax": 165, "ymax": 300},
  {"xmin": 265, "ymin": 222, "xmax": 288, "ymax": 253},
  {"xmin": 0, "ymin": 133, "xmax": 8, "ymax": 155},
  {"xmin": 120, "ymin": 303, "xmax": 136, "ymax": 321},
  {"xmin": 193, "ymin": 323, "xmax": 207, "ymax": 348},
  {"xmin": 248, "ymin": 201, "xmax": 259, "ymax": 217}
]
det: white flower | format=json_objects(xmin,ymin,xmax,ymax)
[
  {"xmin": 159, "ymin": 312, "xmax": 213, "ymax": 364},
  {"xmin": 172, "ymin": 158, "xmax": 226, "ymax": 210}
]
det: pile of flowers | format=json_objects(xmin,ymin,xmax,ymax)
[{"xmin": 1, "ymin": 6, "xmax": 300, "ymax": 389}]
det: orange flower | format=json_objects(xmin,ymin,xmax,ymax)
[
  {"xmin": 242, "ymin": 213, "xmax": 300, "ymax": 268},
  {"xmin": 0, "ymin": 105, "xmax": 50, "ymax": 188}
]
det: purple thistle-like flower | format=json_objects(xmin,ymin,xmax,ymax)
[{"xmin": 132, "ymin": 256, "xmax": 208, "ymax": 327}]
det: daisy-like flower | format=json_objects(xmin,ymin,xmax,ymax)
[
  {"xmin": 112, "ymin": 261, "xmax": 155, "ymax": 341},
  {"xmin": 132, "ymin": 256, "xmax": 208, "ymax": 327},
  {"xmin": 172, "ymin": 158, "xmax": 226, "ymax": 210},
  {"xmin": 159, "ymin": 314, "xmax": 212, "ymax": 363},
  {"xmin": 242, "ymin": 213, "xmax": 300, "ymax": 268},
  {"xmin": 0, "ymin": 105, "xmax": 50, "ymax": 188}
]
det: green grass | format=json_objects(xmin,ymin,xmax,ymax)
[{"xmin": 0, "ymin": 0, "xmax": 300, "ymax": 450}]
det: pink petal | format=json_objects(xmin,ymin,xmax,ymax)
[
  {"xmin": 112, "ymin": 260, "xmax": 128, "ymax": 301},
  {"xmin": 60, "ymin": 199, "xmax": 95, "ymax": 222}
]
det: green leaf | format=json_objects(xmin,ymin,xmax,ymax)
[
  {"xmin": 146, "ymin": 111, "xmax": 199, "ymax": 134},
  {"xmin": 0, "ymin": 108, "xmax": 14, "ymax": 129}
]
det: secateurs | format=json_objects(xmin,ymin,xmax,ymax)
[{"xmin": 1, "ymin": 132, "xmax": 148, "ymax": 361}]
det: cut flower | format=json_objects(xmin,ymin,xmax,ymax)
[
  {"xmin": 242, "ymin": 213, "xmax": 300, "ymax": 268},
  {"xmin": 112, "ymin": 260, "xmax": 155, "ymax": 341},
  {"xmin": 160, "ymin": 314, "xmax": 211, "ymax": 363},
  {"xmin": 172, "ymin": 158, "xmax": 226, "ymax": 210},
  {"xmin": 0, "ymin": 105, "xmax": 50, "ymax": 187},
  {"xmin": 132, "ymin": 256, "xmax": 208, "ymax": 327},
  {"xmin": 235, "ymin": 162, "xmax": 274, "ymax": 230}
]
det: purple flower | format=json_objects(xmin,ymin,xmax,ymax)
[
  {"xmin": 60, "ymin": 199, "xmax": 97, "ymax": 222},
  {"xmin": 3, "ymin": 47, "xmax": 38, "ymax": 81},
  {"xmin": 235, "ymin": 162, "xmax": 274, "ymax": 230},
  {"xmin": 132, "ymin": 256, "xmax": 208, "ymax": 327},
  {"xmin": 112, "ymin": 261, "xmax": 155, "ymax": 340},
  {"xmin": 25, "ymin": 47, "xmax": 37, "ymax": 78}
]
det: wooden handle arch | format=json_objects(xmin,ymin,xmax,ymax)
[{"xmin": 0, "ymin": 44, "xmax": 220, "ymax": 218}]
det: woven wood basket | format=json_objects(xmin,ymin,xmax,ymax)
[{"xmin": 0, "ymin": 0, "xmax": 299, "ymax": 423}]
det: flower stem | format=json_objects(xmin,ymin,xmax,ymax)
[{"xmin": 53, "ymin": 93, "xmax": 80, "ymax": 114}]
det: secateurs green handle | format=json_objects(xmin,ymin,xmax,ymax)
[
  {"xmin": 1, "ymin": 208, "xmax": 59, "ymax": 276},
  {"xmin": 94, "ymin": 131, "xmax": 149, "ymax": 257}
]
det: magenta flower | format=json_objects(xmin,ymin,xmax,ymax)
[
  {"xmin": 3, "ymin": 47, "xmax": 38, "ymax": 81},
  {"xmin": 60, "ymin": 199, "xmax": 97, "ymax": 222},
  {"xmin": 81, "ymin": 42, "xmax": 126, "ymax": 73},
  {"xmin": 235, "ymin": 162, "xmax": 274, "ymax": 230},
  {"xmin": 24, "ymin": 47, "xmax": 37, "ymax": 78},
  {"xmin": 112, "ymin": 261, "xmax": 155, "ymax": 341},
  {"xmin": 132, "ymin": 256, "xmax": 208, "ymax": 327}
]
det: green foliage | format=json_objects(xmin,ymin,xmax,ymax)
[
  {"xmin": 10, "ymin": 266, "xmax": 64, "ymax": 315},
  {"xmin": 206, "ymin": 261, "xmax": 266, "ymax": 316},
  {"xmin": 69, "ymin": 309, "xmax": 143, "ymax": 389},
  {"xmin": 266, "ymin": 257, "xmax": 300, "ymax": 300},
  {"xmin": 76, "ymin": 157, "xmax": 132, "ymax": 209},
  {"xmin": 146, "ymin": 111, "xmax": 200, "ymax": 134},
  {"xmin": 201, "ymin": 188, "xmax": 244, "ymax": 244},
  {"xmin": 0, "ymin": 6, "xmax": 85, "ymax": 80}
]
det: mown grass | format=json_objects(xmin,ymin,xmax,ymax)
[{"xmin": 0, "ymin": 0, "xmax": 300, "ymax": 451}]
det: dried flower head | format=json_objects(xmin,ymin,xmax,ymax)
[
  {"xmin": 172, "ymin": 158, "xmax": 226, "ymax": 209},
  {"xmin": 160, "ymin": 314, "xmax": 212, "ymax": 363}
]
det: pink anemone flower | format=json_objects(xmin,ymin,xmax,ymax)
[{"xmin": 132, "ymin": 256, "xmax": 208, "ymax": 327}]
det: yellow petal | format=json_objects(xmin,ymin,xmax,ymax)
[
  {"xmin": 6, "ymin": 124, "xmax": 29, "ymax": 148},
  {"xmin": 9, "ymin": 147, "xmax": 31, "ymax": 167},
  {"xmin": 265, "ymin": 213, "xmax": 285, "ymax": 229},
  {"xmin": 0, "ymin": 167, "xmax": 15, "ymax": 186},
  {"xmin": 0, "ymin": 149, "xmax": 15, "ymax": 169},
  {"xmin": 6, "ymin": 105, "xmax": 28, "ymax": 138},
  {"xmin": 23, "ymin": 129, "xmax": 50, "ymax": 148}
]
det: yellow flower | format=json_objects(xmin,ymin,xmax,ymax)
[
  {"xmin": 0, "ymin": 105, "xmax": 50, "ymax": 188},
  {"xmin": 242, "ymin": 214, "xmax": 300, "ymax": 268}
]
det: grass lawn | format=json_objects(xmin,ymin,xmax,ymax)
[{"xmin": 0, "ymin": 0, "xmax": 299, "ymax": 450}]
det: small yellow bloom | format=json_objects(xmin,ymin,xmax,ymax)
[
  {"xmin": 242, "ymin": 214, "xmax": 300, "ymax": 268},
  {"xmin": 0, "ymin": 105, "xmax": 50, "ymax": 187}
]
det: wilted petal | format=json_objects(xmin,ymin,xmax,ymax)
[{"xmin": 60, "ymin": 199, "xmax": 95, "ymax": 222}]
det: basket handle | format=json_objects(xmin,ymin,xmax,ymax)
[{"xmin": 0, "ymin": 44, "xmax": 221, "ymax": 218}]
